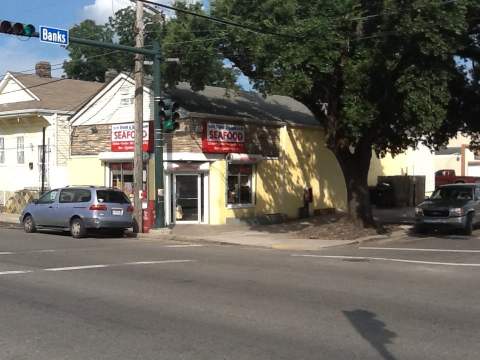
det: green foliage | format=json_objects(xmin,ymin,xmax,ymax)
[
  {"xmin": 202, "ymin": 0, "xmax": 476, "ymax": 157},
  {"xmin": 63, "ymin": 19, "xmax": 115, "ymax": 82},
  {"xmin": 65, "ymin": 4, "xmax": 238, "ymax": 87}
]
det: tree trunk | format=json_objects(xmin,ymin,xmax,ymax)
[{"xmin": 333, "ymin": 142, "xmax": 375, "ymax": 228}]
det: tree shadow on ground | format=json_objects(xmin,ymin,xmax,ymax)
[{"xmin": 343, "ymin": 309, "xmax": 397, "ymax": 360}]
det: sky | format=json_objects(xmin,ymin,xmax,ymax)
[{"xmin": 0, "ymin": 0, "xmax": 252, "ymax": 90}]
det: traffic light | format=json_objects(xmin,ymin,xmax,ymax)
[
  {"xmin": 0, "ymin": 21, "xmax": 35, "ymax": 37},
  {"xmin": 159, "ymin": 98, "xmax": 180, "ymax": 133}
]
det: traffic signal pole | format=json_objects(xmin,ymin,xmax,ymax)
[
  {"xmin": 0, "ymin": 24, "xmax": 166, "ymax": 228},
  {"xmin": 153, "ymin": 42, "xmax": 165, "ymax": 228}
]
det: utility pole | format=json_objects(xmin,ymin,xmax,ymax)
[{"xmin": 133, "ymin": 0, "xmax": 144, "ymax": 232}]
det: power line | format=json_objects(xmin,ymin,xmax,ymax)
[
  {"xmin": 343, "ymin": 0, "xmax": 460, "ymax": 23},
  {"xmin": 135, "ymin": 0, "xmax": 300, "ymax": 40}
]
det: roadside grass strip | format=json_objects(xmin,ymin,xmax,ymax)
[{"xmin": 291, "ymin": 254, "xmax": 480, "ymax": 267}]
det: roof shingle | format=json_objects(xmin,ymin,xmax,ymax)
[{"xmin": 0, "ymin": 73, "xmax": 104, "ymax": 115}]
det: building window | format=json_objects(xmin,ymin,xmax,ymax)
[
  {"xmin": 17, "ymin": 136, "xmax": 24, "ymax": 164},
  {"xmin": 0, "ymin": 137, "xmax": 4, "ymax": 164},
  {"xmin": 227, "ymin": 164, "xmax": 253, "ymax": 206}
]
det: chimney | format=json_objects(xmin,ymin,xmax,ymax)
[
  {"xmin": 105, "ymin": 69, "xmax": 119, "ymax": 83},
  {"xmin": 35, "ymin": 61, "xmax": 51, "ymax": 78}
]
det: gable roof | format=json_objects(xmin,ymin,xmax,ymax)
[{"xmin": 0, "ymin": 72, "xmax": 104, "ymax": 116}]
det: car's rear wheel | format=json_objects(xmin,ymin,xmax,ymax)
[
  {"xmin": 463, "ymin": 213, "xmax": 474, "ymax": 236},
  {"xmin": 70, "ymin": 218, "xmax": 86, "ymax": 239},
  {"xmin": 23, "ymin": 215, "xmax": 36, "ymax": 233}
]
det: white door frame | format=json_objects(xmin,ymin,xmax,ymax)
[{"xmin": 173, "ymin": 173, "xmax": 202, "ymax": 224}]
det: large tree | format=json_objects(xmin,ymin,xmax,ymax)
[{"xmin": 163, "ymin": 0, "xmax": 478, "ymax": 226}]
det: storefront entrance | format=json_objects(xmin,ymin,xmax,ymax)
[
  {"xmin": 173, "ymin": 174, "xmax": 203, "ymax": 223},
  {"xmin": 110, "ymin": 163, "xmax": 134, "ymax": 201}
]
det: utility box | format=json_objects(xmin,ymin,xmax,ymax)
[{"xmin": 377, "ymin": 176, "xmax": 426, "ymax": 207}]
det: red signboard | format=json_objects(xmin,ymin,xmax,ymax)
[
  {"xmin": 111, "ymin": 122, "xmax": 152, "ymax": 152},
  {"xmin": 202, "ymin": 122, "xmax": 245, "ymax": 153}
]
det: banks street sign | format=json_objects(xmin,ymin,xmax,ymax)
[{"xmin": 39, "ymin": 26, "xmax": 68, "ymax": 46}]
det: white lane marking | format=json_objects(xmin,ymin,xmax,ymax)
[
  {"xmin": 0, "ymin": 270, "xmax": 33, "ymax": 275},
  {"xmin": 164, "ymin": 244, "xmax": 204, "ymax": 248},
  {"xmin": 360, "ymin": 247, "xmax": 480, "ymax": 253},
  {"xmin": 43, "ymin": 259, "xmax": 195, "ymax": 272},
  {"xmin": 292, "ymin": 254, "xmax": 480, "ymax": 267},
  {"xmin": 44, "ymin": 264, "xmax": 109, "ymax": 272},
  {"xmin": 124, "ymin": 260, "xmax": 194, "ymax": 265},
  {"xmin": 0, "ymin": 244, "xmax": 205, "ymax": 256}
]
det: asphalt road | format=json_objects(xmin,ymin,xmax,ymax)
[{"xmin": 0, "ymin": 227, "xmax": 479, "ymax": 360}]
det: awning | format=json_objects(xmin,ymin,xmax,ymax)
[
  {"xmin": 164, "ymin": 162, "xmax": 210, "ymax": 173},
  {"xmin": 227, "ymin": 153, "xmax": 264, "ymax": 164},
  {"xmin": 99, "ymin": 152, "xmax": 133, "ymax": 161}
]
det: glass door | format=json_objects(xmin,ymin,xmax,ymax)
[{"xmin": 174, "ymin": 174, "xmax": 200, "ymax": 223}]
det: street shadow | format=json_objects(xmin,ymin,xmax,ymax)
[
  {"xmin": 343, "ymin": 309, "xmax": 397, "ymax": 360},
  {"xmin": 407, "ymin": 227, "xmax": 475, "ymax": 239}
]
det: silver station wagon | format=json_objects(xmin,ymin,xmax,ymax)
[{"xmin": 20, "ymin": 186, "xmax": 135, "ymax": 238}]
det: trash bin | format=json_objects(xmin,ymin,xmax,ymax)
[{"xmin": 375, "ymin": 181, "xmax": 395, "ymax": 208}]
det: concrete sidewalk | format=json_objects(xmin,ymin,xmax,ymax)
[
  {"xmin": 144, "ymin": 224, "xmax": 393, "ymax": 251},
  {"xmin": 1, "ymin": 212, "xmax": 398, "ymax": 251},
  {"xmin": 0, "ymin": 213, "xmax": 20, "ymax": 227}
]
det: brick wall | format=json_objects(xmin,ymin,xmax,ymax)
[
  {"xmin": 71, "ymin": 119, "xmax": 280, "ymax": 157},
  {"xmin": 71, "ymin": 124, "xmax": 110, "ymax": 155}
]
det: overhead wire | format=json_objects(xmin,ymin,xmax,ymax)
[{"xmin": 134, "ymin": 0, "xmax": 300, "ymax": 40}]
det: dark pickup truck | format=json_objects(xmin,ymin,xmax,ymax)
[{"xmin": 435, "ymin": 169, "xmax": 480, "ymax": 188}]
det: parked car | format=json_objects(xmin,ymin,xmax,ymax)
[
  {"xmin": 435, "ymin": 169, "xmax": 480, "ymax": 188},
  {"xmin": 20, "ymin": 186, "xmax": 134, "ymax": 238},
  {"xmin": 415, "ymin": 183, "xmax": 480, "ymax": 235}
]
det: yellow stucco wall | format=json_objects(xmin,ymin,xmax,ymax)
[
  {"xmin": 209, "ymin": 126, "xmax": 348, "ymax": 225},
  {"xmin": 369, "ymin": 146, "xmax": 436, "ymax": 194},
  {"xmin": 67, "ymin": 157, "xmax": 105, "ymax": 186}
]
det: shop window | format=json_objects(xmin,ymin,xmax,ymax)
[
  {"xmin": 17, "ymin": 136, "xmax": 24, "ymax": 164},
  {"xmin": 0, "ymin": 137, "xmax": 4, "ymax": 163},
  {"xmin": 110, "ymin": 162, "xmax": 136, "ymax": 202},
  {"xmin": 227, "ymin": 164, "xmax": 253, "ymax": 206}
]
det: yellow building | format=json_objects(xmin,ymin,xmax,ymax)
[{"xmin": 68, "ymin": 74, "xmax": 347, "ymax": 225}]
